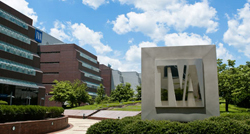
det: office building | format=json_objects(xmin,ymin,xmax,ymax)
[
  {"xmin": 100, "ymin": 64, "xmax": 141, "ymax": 95},
  {"xmin": 39, "ymin": 44, "xmax": 103, "ymax": 106},
  {"xmin": 0, "ymin": 1, "xmax": 45, "ymax": 105}
]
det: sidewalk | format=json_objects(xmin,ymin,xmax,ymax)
[{"xmin": 50, "ymin": 118, "xmax": 100, "ymax": 134}]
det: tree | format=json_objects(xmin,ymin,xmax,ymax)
[
  {"xmin": 111, "ymin": 83, "xmax": 134, "ymax": 102},
  {"xmin": 217, "ymin": 59, "xmax": 236, "ymax": 112},
  {"xmin": 49, "ymin": 80, "xmax": 72, "ymax": 107},
  {"xmin": 49, "ymin": 79, "xmax": 90, "ymax": 107},
  {"xmin": 95, "ymin": 84, "xmax": 105, "ymax": 104},
  {"xmin": 72, "ymin": 80, "xmax": 90, "ymax": 106},
  {"xmin": 135, "ymin": 85, "xmax": 141, "ymax": 100}
]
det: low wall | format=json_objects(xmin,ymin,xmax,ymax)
[{"xmin": 0, "ymin": 116, "xmax": 68, "ymax": 134}]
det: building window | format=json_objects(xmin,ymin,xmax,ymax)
[
  {"xmin": 0, "ymin": 58, "xmax": 36, "ymax": 76},
  {"xmin": 0, "ymin": 24, "xmax": 30, "ymax": 44},
  {"xmin": 0, "ymin": 77, "xmax": 39, "ymax": 89},
  {"xmin": 81, "ymin": 70, "xmax": 102, "ymax": 81},
  {"xmin": 80, "ymin": 60, "xmax": 100, "ymax": 72},
  {"xmin": 40, "ymin": 62, "xmax": 59, "ymax": 64},
  {"xmin": 0, "ymin": 9, "xmax": 28, "ymax": 29},
  {"xmin": 42, "ymin": 83, "xmax": 55, "ymax": 85},
  {"xmin": 84, "ymin": 81, "xmax": 100, "ymax": 89},
  {"xmin": 78, "ymin": 51, "xmax": 97, "ymax": 64},
  {"xmin": 0, "ymin": 41, "xmax": 33, "ymax": 60}
]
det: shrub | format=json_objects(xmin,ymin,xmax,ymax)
[
  {"xmin": 86, "ymin": 113, "xmax": 250, "ymax": 134},
  {"xmin": 0, "ymin": 105, "xmax": 64, "ymax": 123},
  {"xmin": 47, "ymin": 106, "xmax": 64, "ymax": 118},
  {"xmin": 87, "ymin": 119, "xmax": 123, "ymax": 134},
  {"xmin": 0, "ymin": 100, "xmax": 8, "ymax": 105}
]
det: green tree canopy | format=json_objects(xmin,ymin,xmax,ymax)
[
  {"xmin": 95, "ymin": 84, "xmax": 106, "ymax": 104},
  {"xmin": 135, "ymin": 85, "xmax": 141, "ymax": 100},
  {"xmin": 49, "ymin": 79, "xmax": 90, "ymax": 107},
  {"xmin": 111, "ymin": 83, "xmax": 134, "ymax": 102}
]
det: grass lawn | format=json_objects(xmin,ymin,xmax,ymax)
[
  {"xmin": 70, "ymin": 98, "xmax": 249, "ymax": 113},
  {"xmin": 111, "ymin": 104, "xmax": 141, "ymax": 111},
  {"xmin": 70, "ymin": 101, "xmax": 141, "ymax": 110}
]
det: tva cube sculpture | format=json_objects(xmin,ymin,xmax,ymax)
[{"xmin": 141, "ymin": 45, "xmax": 220, "ymax": 122}]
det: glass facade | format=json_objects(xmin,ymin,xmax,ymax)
[
  {"xmin": 87, "ymin": 91, "xmax": 97, "ymax": 96},
  {"xmin": 0, "ymin": 58, "xmax": 36, "ymax": 76},
  {"xmin": 79, "ymin": 51, "xmax": 97, "ymax": 63},
  {"xmin": 84, "ymin": 81, "xmax": 101, "ymax": 89},
  {"xmin": 0, "ymin": 41, "xmax": 33, "ymax": 60},
  {"xmin": 0, "ymin": 83, "xmax": 38, "ymax": 105},
  {"xmin": 0, "ymin": 9, "xmax": 28, "ymax": 29},
  {"xmin": 80, "ymin": 60, "xmax": 100, "ymax": 72},
  {"xmin": 81, "ymin": 70, "xmax": 102, "ymax": 81},
  {"xmin": 0, "ymin": 24, "xmax": 30, "ymax": 44}
]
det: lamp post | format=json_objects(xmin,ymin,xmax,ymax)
[
  {"xmin": 8, "ymin": 92, "xmax": 15, "ymax": 105},
  {"xmin": 40, "ymin": 97, "xmax": 44, "ymax": 105}
]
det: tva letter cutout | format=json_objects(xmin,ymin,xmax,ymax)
[{"xmin": 141, "ymin": 45, "xmax": 220, "ymax": 122}]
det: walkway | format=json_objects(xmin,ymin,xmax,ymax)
[{"xmin": 50, "ymin": 118, "xmax": 100, "ymax": 134}]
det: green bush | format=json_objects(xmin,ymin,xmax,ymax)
[
  {"xmin": 87, "ymin": 119, "xmax": 123, "ymax": 134},
  {"xmin": 47, "ymin": 106, "xmax": 64, "ymax": 118},
  {"xmin": 87, "ymin": 113, "xmax": 250, "ymax": 134},
  {"xmin": 0, "ymin": 105, "xmax": 64, "ymax": 123},
  {"xmin": 0, "ymin": 100, "xmax": 8, "ymax": 105}
]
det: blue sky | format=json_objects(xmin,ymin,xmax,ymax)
[{"xmin": 2, "ymin": 0, "xmax": 250, "ymax": 72}]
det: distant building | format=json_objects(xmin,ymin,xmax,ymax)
[
  {"xmin": 100, "ymin": 64, "xmax": 141, "ymax": 95},
  {"xmin": 0, "ymin": 1, "xmax": 45, "ymax": 105},
  {"xmin": 37, "ymin": 30, "xmax": 64, "ymax": 45},
  {"xmin": 39, "ymin": 44, "xmax": 102, "ymax": 106},
  {"xmin": 99, "ymin": 64, "xmax": 112, "ymax": 96}
]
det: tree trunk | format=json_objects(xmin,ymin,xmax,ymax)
[{"xmin": 225, "ymin": 100, "xmax": 229, "ymax": 112}]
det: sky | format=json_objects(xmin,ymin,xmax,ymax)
[{"xmin": 2, "ymin": 0, "xmax": 250, "ymax": 72}]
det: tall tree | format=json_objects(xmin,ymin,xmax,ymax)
[
  {"xmin": 217, "ymin": 59, "xmax": 236, "ymax": 112},
  {"xmin": 72, "ymin": 80, "xmax": 90, "ymax": 106},
  {"xmin": 95, "ymin": 84, "xmax": 105, "ymax": 104},
  {"xmin": 135, "ymin": 85, "xmax": 141, "ymax": 100},
  {"xmin": 111, "ymin": 83, "xmax": 134, "ymax": 102}
]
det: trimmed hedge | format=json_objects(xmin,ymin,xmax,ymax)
[
  {"xmin": 0, "ymin": 100, "xmax": 8, "ymax": 105},
  {"xmin": 0, "ymin": 105, "xmax": 64, "ymax": 123},
  {"xmin": 86, "ymin": 114, "xmax": 250, "ymax": 134}
]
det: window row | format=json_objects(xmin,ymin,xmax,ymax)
[
  {"xmin": 39, "ymin": 51, "xmax": 60, "ymax": 54},
  {"xmin": 84, "ymin": 81, "xmax": 101, "ymax": 89},
  {"xmin": 79, "ymin": 51, "xmax": 97, "ymax": 64},
  {"xmin": 81, "ymin": 70, "xmax": 102, "ymax": 81},
  {"xmin": 0, "ymin": 24, "xmax": 30, "ymax": 44},
  {"xmin": 87, "ymin": 91, "xmax": 97, "ymax": 96},
  {"xmin": 0, "ymin": 77, "xmax": 38, "ymax": 89},
  {"xmin": 0, "ymin": 9, "xmax": 28, "ymax": 29},
  {"xmin": 0, "ymin": 41, "xmax": 33, "ymax": 60},
  {"xmin": 80, "ymin": 60, "xmax": 100, "ymax": 72},
  {"xmin": 0, "ymin": 58, "xmax": 36, "ymax": 76}
]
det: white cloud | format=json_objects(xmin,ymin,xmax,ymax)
[
  {"xmin": 70, "ymin": 23, "xmax": 112, "ymax": 54},
  {"xmin": 164, "ymin": 33, "xmax": 211, "ymax": 46},
  {"xmin": 128, "ymin": 38, "xmax": 134, "ymax": 44},
  {"xmin": 126, "ymin": 41, "xmax": 157, "ymax": 62},
  {"xmin": 1, "ymin": 0, "xmax": 38, "ymax": 25},
  {"xmin": 223, "ymin": 3, "xmax": 250, "ymax": 58},
  {"xmin": 97, "ymin": 55, "xmax": 122, "ymax": 70},
  {"xmin": 216, "ymin": 43, "xmax": 234, "ymax": 63},
  {"xmin": 49, "ymin": 21, "xmax": 71, "ymax": 41},
  {"xmin": 82, "ymin": 0, "xmax": 106, "ymax": 9},
  {"xmin": 112, "ymin": 0, "xmax": 218, "ymax": 41}
]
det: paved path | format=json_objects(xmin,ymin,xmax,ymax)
[
  {"xmin": 50, "ymin": 118, "xmax": 100, "ymax": 134},
  {"xmin": 90, "ymin": 110, "xmax": 141, "ymax": 119},
  {"xmin": 63, "ymin": 110, "xmax": 97, "ymax": 117}
]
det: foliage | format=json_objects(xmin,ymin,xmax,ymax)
[
  {"xmin": 49, "ymin": 79, "xmax": 90, "ymax": 107},
  {"xmin": 0, "ymin": 105, "xmax": 64, "ymax": 123},
  {"xmin": 135, "ymin": 85, "xmax": 141, "ymax": 100},
  {"xmin": 0, "ymin": 100, "xmax": 8, "ymax": 105},
  {"xmin": 95, "ymin": 84, "xmax": 106, "ymax": 104},
  {"xmin": 217, "ymin": 59, "xmax": 250, "ymax": 111},
  {"xmin": 111, "ymin": 83, "xmax": 134, "ymax": 102},
  {"xmin": 87, "ymin": 113, "xmax": 250, "ymax": 134}
]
